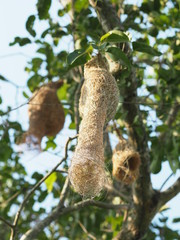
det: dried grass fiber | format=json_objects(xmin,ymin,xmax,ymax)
[
  {"xmin": 20, "ymin": 80, "xmax": 65, "ymax": 148},
  {"xmin": 112, "ymin": 139, "xmax": 141, "ymax": 184},
  {"xmin": 69, "ymin": 54, "xmax": 119, "ymax": 197}
]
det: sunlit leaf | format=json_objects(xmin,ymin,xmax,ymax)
[
  {"xmin": 69, "ymin": 122, "xmax": 76, "ymax": 129},
  {"xmin": 100, "ymin": 30, "xmax": 129, "ymax": 43},
  {"xmin": 57, "ymin": 83, "xmax": 70, "ymax": 101},
  {"xmin": 74, "ymin": 0, "xmax": 89, "ymax": 12},
  {"xmin": 45, "ymin": 172, "xmax": 57, "ymax": 192}
]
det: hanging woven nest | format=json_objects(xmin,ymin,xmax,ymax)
[
  {"xmin": 19, "ymin": 80, "xmax": 65, "ymax": 149},
  {"xmin": 69, "ymin": 54, "xmax": 119, "ymax": 197},
  {"xmin": 112, "ymin": 139, "xmax": 141, "ymax": 184}
]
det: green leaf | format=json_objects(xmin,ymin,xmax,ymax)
[
  {"xmin": 100, "ymin": 30, "xmax": 129, "ymax": 43},
  {"xmin": 9, "ymin": 37, "xmax": 31, "ymax": 46},
  {"xmin": 0, "ymin": 74, "xmax": 8, "ymax": 82},
  {"xmin": 22, "ymin": 91, "xmax": 29, "ymax": 99},
  {"xmin": 132, "ymin": 41, "xmax": 162, "ymax": 56},
  {"xmin": 57, "ymin": 83, "xmax": 69, "ymax": 101},
  {"xmin": 106, "ymin": 47, "xmax": 131, "ymax": 69},
  {"xmin": 27, "ymin": 75, "xmax": 43, "ymax": 92},
  {"xmin": 67, "ymin": 46, "xmax": 92, "ymax": 68},
  {"xmin": 45, "ymin": 139, "xmax": 57, "ymax": 150},
  {"xmin": 26, "ymin": 15, "xmax": 36, "ymax": 37},
  {"xmin": 31, "ymin": 57, "xmax": 43, "ymax": 72},
  {"xmin": 36, "ymin": 0, "xmax": 51, "ymax": 20},
  {"xmin": 45, "ymin": 172, "xmax": 57, "ymax": 192},
  {"xmin": 150, "ymin": 157, "xmax": 161, "ymax": 174},
  {"xmin": 69, "ymin": 122, "xmax": 76, "ymax": 129},
  {"xmin": 172, "ymin": 217, "xmax": 180, "ymax": 223},
  {"xmin": 156, "ymin": 125, "xmax": 168, "ymax": 132},
  {"xmin": 74, "ymin": 0, "xmax": 89, "ymax": 13}
]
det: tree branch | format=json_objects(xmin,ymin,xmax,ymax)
[
  {"xmin": 159, "ymin": 173, "xmax": 174, "ymax": 191},
  {"xmin": 78, "ymin": 220, "xmax": 97, "ymax": 240},
  {"xmin": 10, "ymin": 135, "xmax": 78, "ymax": 240},
  {"xmin": 159, "ymin": 177, "xmax": 180, "ymax": 207},
  {"xmin": 74, "ymin": 78, "xmax": 84, "ymax": 133},
  {"xmin": 0, "ymin": 216, "xmax": 14, "ymax": 229},
  {"xmin": 20, "ymin": 199, "xmax": 128, "ymax": 240},
  {"xmin": 58, "ymin": 177, "xmax": 70, "ymax": 208}
]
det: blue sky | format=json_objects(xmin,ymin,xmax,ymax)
[{"xmin": 0, "ymin": 0, "xmax": 179, "ymax": 236}]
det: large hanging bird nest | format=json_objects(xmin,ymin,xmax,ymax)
[
  {"xmin": 19, "ymin": 80, "xmax": 65, "ymax": 149},
  {"xmin": 69, "ymin": 54, "xmax": 119, "ymax": 198},
  {"xmin": 112, "ymin": 139, "xmax": 141, "ymax": 184}
]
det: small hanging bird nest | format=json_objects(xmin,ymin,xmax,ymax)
[
  {"xmin": 19, "ymin": 80, "xmax": 65, "ymax": 149},
  {"xmin": 112, "ymin": 139, "xmax": 141, "ymax": 184},
  {"xmin": 69, "ymin": 54, "xmax": 119, "ymax": 198}
]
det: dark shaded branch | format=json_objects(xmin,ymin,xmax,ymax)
[
  {"xmin": 74, "ymin": 78, "xmax": 84, "ymax": 133},
  {"xmin": 10, "ymin": 135, "xmax": 78, "ymax": 240},
  {"xmin": 0, "ymin": 216, "xmax": 14, "ymax": 229},
  {"xmin": 103, "ymin": 129, "xmax": 112, "ymax": 160},
  {"xmin": 89, "ymin": 0, "xmax": 122, "ymax": 32},
  {"xmin": 20, "ymin": 199, "xmax": 128, "ymax": 240}
]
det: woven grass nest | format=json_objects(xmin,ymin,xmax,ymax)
[
  {"xmin": 69, "ymin": 54, "xmax": 119, "ymax": 198},
  {"xmin": 112, "ymin": 139, "xmax": 141, "ymax": 184},
  {"xmin": 19, "ymin": 80, "xmax": 65, "ymax": 149}
]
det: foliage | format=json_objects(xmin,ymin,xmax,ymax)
[{"xmin": 0, "ymin": 0, "xmax": 180, "ymax": 239}]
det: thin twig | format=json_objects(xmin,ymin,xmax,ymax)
[
  {"xmin": 74, "ymin": 78, "xmax": 84, "ymax": 133},
  {"xmin": 55, "ymin": 169, "xmax": 68, "ymax": 174},
  {"xmin": 159, "ymin": 173, "xmax": 174, "ymax": 191},
  {"xmin": 0, "ymin": 52, "xmax": 32, "ymax": 59},
  {"xmin": 0, "ymin": 190, "xmax": 20, "ymax": 208},
  {"xmin": 10, "ymin": 135, "xmax": 78, "ymax": 240},
  {"xmin": 105, "ymin": 184, "xmax": 130, "ymax": 202},
  {"xmin": 113, "ymin": 121, "xmax": 124, "ymax": 141},
  {"xmin": 0, "ymin": 88, "xmax": 41, "ymax": 117},
  {"xmin": 58, "ymin": 177, "xmax": 70, "ymax": 208},
  {"xmin": 78, "ymin": 221, "xmax": 97, "ymax": 240},
  {"xmin": 0, "ymin": 216, "xmax": 14, "ymax": 229}
]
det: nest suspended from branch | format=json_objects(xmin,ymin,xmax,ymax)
[
  {"xmin": 112, "ymin": 139, "xmax": 141, "ymax": 184},
  {"xmin": 18, "ymin": 80, "xmax": 65, "ymax": 149},
  {"xmin": 69, "ymin": 54, "xmax": 119, "ymax": 198}
]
